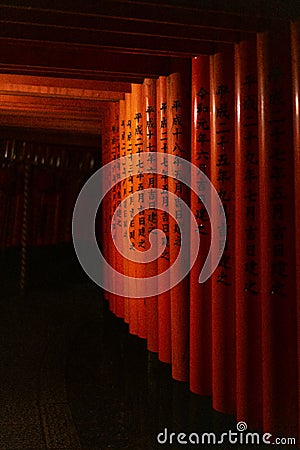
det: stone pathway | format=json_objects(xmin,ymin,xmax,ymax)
[{"xmin": 0, "ymin": 283, "xmax": 101, "ymax": 449}]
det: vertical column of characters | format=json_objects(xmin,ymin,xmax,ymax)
[
  {"xmin": 235, "ymin": 37, "xmax": 262, "ymax": 430},
  {"xmin": 108, "ymin": 104, "xmax": 115, "ymax": 310},
  {"xmin": 123, "ymin": 92, "xmax": 133, "ymax": 324},
  {"xmin": 210, "ymin": 49, "xmax": 236, "ymax": 413},
  {"xmin": 156, "ymin": 76, "xmax": 171, "ymax": 364},
  {"xmin": 128, "ymin": 88, "xmax": 139, "ymax": 333},
  {"xmin": 291, "ymin": 19, "xmax": 300, "ymax": 443},
  {"xmin": 167, "ymin": 71, "xmax": 191, "ymax": 382},
  {"xmin": 143, "ymin": 78, "xmax": 158, "ymax": 352},
  {"xmin": 134, "ymin": 84, "xmax": 147, "ymax": 339},
  {"xmin": 101, "ymin": 106, "xmax": 112, "ymax": 304},
  {"xmin": 111, "ymin": 102, "xmax": 124, "ymax": 319},
  {"xmin": 109, "ymin": 103, "xmax": 118, "ymax": 314},
  {"xmin": 190, "ymin": 55, "xmax": 212, "ymax": 395},
  {"xmin": 257, "ymin": 26, "xmax": 298, "ymax": 437},
  {"xmin": 118, "ymin": 99, "xmax": 127, "ymax": 319},
  {"xmin": 128, "ymin": 84, "xmax": 145, "ymax": 336},
  {"xmin": 104, "ymin": 105, "xmax": 114, "ymax": 311}
]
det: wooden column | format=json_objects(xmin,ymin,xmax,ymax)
[
  {"xmin": 210, "ymin": 49, "xmax": 236, "ymax": 414},
  {"xmin": 257, "ymin": 24, "xmax": 298, "ymax": 437},
  {"xmin": 235, "ymin": 36, "xmax": 262, "ymax": 430},
  {"xmin": 143, "ymin": 78, "xmax": 159, "ymax": 352},
  {"xmin": 156, "ymin": 76, "xmax": 172, "ymax": 364},
  {"xmin": 190, "ymin": 55, "xmax": 212, "ymax": 395},
  {"xmin": 167, "ymin": 68, "xmax": 191, "ymax": 382}
]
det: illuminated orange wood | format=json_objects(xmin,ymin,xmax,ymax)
[
  {"xmin": 111, "ymin": 101, "xmax": 124, "ymax": 318},
  {"xmin": 132, "ymin": 84, "xmax": 147, "ymax": 339},
  {"xmin": 143, "ymin": 77, "xmax": 158, "ymax": 353},
  {"xmin": 128, "ymin": 83, "xmax": 145, "ymax": 337},
  {"xmin": 0, "ymin": 113, "xmax": 102, "ymax": 134},
  {"xmin": 167, "ymin": 70, "xmax": 191, "ymax": 382},
  {"xmin": 210, "ymin": 48, "xmax": 236, "ymax": 414},
  {"xmin": 117, "ymin": 98, "xmax": 127, "ymax": 320},
  {"xmin": 190, "ymin": 55, "xmax": 212, "ymax": 395},
  {"xmin": 156, "ymin": 76, "xmax": 171, "ymax": 364},
  {"xmin": 123, "ymin": 92, "xmax": 132, "ymax": 324},
  {"xmin": 0, "ymin": 74, "xmax": 131, "ymax": 93}
]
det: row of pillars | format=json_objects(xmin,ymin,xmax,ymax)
[
  {"xmin": 0, "ymin": 138, "xmax": 99, "ymax": 290},
  {"xmin": 99, "ymin": 21, "xmax": 300, "ymax": 442}
]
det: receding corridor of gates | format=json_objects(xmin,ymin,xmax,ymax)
[{"xmin": 0, "ymin": 1, "xmax": 299, "ymax": 449}]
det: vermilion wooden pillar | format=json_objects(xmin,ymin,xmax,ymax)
[
  {"xmin": 210, "ymin": 49, "xmax": 236, "ymax": 414},
  {"xmin": 190, "ymin": 55, "xmax": 212, "ymax": 395},
  {"xmin": 291, "ymin": 19, "xmax": 300, "ymax": 442},
  {"xmin": 143, "ymin": 78, "xmax": 158, "ymax": 353},
  {"xmin": 101, "ymin": 106, "xmax": 111, "ymax": 304},
  {"xmin": 235, "ymin": 37, "xmax": 262, "ymax": 430},
  {"xmin": 113, "ymin": 101, "xmax": 124, "ymax": 319},
  {"xmin": 134, "ymin": 83, "xmax": 147, "ymax": 339},
  {"xmin": 109, "ymin": 102, "xmax": 117, "ymax": 314},
  {"xmin": 118, "ymin": 99, "xmax": 126, "ymax": 319},
  {"xmin": 106, "ymin": 104, "xmax": 116, "ymax": 311},
  {"xmin": 129, "ymin": 83, "xmax": 146, "ymax": 337},
  {"xmin": 257, "ymin": 25, "xmax": 298, "ymax": 437},
  {"xmin": 123, "ymin": 92, "xmax": 132, "ymax": 324},
  {"xmin": 167, "ymin": 70, "xmax": 190, "ymax": 382},
  {"xmin": 107, "ymin": 104, "xmax": 115, "ymax": 310},
  {"xmin": 156, "ymin": 76, "xmax": 172, "ymax": 364}
]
